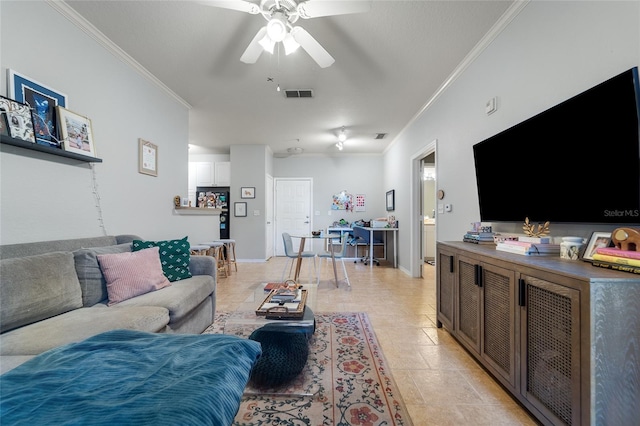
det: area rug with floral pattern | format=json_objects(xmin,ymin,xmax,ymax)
[{"xmin": 203, "ymin": 311, "xmax": 413, "ymax": 426}]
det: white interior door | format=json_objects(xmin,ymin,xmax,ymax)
[
  {"xmin": 265, "ymin": 174, "xmax": 274, "ymax": 259},
  {"xmin": 275, "ymin": 178, "xmax": 312, "ymax": 256}
]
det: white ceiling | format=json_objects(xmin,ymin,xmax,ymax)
[{"xmin": 64, "ymin": 0, "xmax": 513, "ymax": 156}]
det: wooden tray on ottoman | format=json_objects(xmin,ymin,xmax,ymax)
[{"xmin": 256, "ymin": 289, "xmax": 308, "ymax": 319}]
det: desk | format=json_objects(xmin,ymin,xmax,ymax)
[
  {"xmin": 361, "ymin": 227, "xmax": 398, "ymax": 269},
  {"xmin": 291, "ymin": 235, "xmax": 339, "ymax": 286}
]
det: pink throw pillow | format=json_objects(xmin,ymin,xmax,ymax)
[{"xmin": 97, "ymin": 247, "xmax": 171, "ymax": 306}]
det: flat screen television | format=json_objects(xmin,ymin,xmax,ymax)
[{"xmin": 473, "ymin": 67, "xmax": 640, "ymax": 224}]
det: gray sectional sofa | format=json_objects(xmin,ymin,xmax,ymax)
[{"xmin": 0, "ymin": 235, "xmax": 217, "ymax": 374}]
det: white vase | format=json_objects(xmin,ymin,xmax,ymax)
[{"xmin": 560, "ymin": 237, "xmax": 584, "ymax": 260}]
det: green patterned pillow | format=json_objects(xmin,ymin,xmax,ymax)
[{"xmin": 132, "ymin": 237, "xmax": 192, "ymax": 282}]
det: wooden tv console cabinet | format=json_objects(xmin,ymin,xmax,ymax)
[{"xmin": 436, "ymin": 241, "xmax": 639, "ymax": 426}]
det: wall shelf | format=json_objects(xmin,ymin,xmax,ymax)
[
  {"xmin": 0, "ymin": 134, "xmax": 103, "ymax": 163},
  {"xmin": 174, "ymin": 207, "xmax": 225, "ymax": 215}
]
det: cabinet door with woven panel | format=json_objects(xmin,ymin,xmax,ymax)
[
  {"xmin": 436, "ymin": 247, "xmax": 456, "ymax": 330},
  {"xmin": 480, "ymin": 262, "xmax": 516, "ymax": 390},
  {"xmin": 520, "ymin": 276, "xmax": 581, "ymax": 426},
  {"xmin": 456, "ymin": 255, "xmax": 481, "ymax": 355}
]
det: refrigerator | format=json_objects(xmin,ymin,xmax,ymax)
[{"xmin": 196, "ymin": 186, "xmax": 230, "ymax": 239}]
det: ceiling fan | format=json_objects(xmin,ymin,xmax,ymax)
[{"xmin": 200, "ymin": 0, "xmax": 371, "ymax": 68}]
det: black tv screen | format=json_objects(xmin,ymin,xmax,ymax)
[{"xmin": 473, "ymin": 67, "xmax": 640, "ymax": 224}]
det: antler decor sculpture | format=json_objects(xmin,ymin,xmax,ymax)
[{"xmin": 523, "ymin": 217, "xmax": 550, "ymax": 237}]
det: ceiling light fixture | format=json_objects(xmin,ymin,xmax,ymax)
[
  {"xmin": 258, "ymin": 33, "xmax": 275, "ymax": 54},
  {"xmin": 282, "ymin": 33, "xmax": 300, "ymax": 55},
  {"xmin": 335, "ymin": 141, "xmax": 344, "ymax": 151},
  {"xmin": 266, "ymin": 13, "xmax": 288, "ymax": 42}
]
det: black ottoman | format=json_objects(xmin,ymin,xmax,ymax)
[{"xmin": 248, "ymin": 310, "xmax": 315, "ymax": 388}]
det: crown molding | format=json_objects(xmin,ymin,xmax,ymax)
[
  {"xmin": 384, "ymin": 0, "xmax": 530, "ymax": 154},
  {"xmin": 47, "ymin": 0, "xmax": 191, "ymax": 110}
]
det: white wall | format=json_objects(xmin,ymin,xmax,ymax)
[
  {"xmin": 275, "ymin": 154, "xmax": 385, "ymax": 231},
  {"xmin": 385, "ymin": 1, "xmax": 640, "ymax": 273},
  {"xmin": 226, "ymin": 150, "xmax": 384, "ymax": 261},
  {"xmin": 0, "ymin": 1, "xmax": 218, "ymax": 244}
]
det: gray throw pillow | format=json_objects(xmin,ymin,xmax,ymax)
[{"xmin": 73, "ymin": 243, "xmax": 132, "ymax": 306}]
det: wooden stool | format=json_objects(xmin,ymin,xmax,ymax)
[
  {"xmin": 200, "ymin": 241, "xmax": 228, "ymax": 278},
  {"xmin": 190, "ymin": 244, "xmax": 210, "ymax": 256},
  {"xmin": 217, "ymin": 239, "xmax": 237, "ymax": 273}
]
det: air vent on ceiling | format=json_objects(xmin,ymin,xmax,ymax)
[
  {"xmin": 374, "ymin": 133, "xmax": 387, "ymax": 140},
  {"xmin": 284, "ymin": 89, "xmax": 313, "ymax": 98}
]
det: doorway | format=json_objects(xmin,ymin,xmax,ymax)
[
  {"xmin": 422, "ymin": 154, "xmax": 436, "ymax": 265},
  {"xmin": 266, "ymin": 174, "xmax": 274, "ymax": 259},
  {"xmin": 274, "ymin": 178, "xmax": 313, "ymax": 256},
  {"xmin": 410, "ymin": 140, "xmax": 436, "ymax": 278}
]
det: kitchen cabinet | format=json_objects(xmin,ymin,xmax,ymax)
[
  {"xmin": 190, "ymin": 161, "xmax": 231, "ymax": 187},
  {"xmin": 213, "ymin": 161, "xmax": 230, "ymax": 186},
  {"xmin": 436, "ymin": 241, "xmax": 640, "ymax": 426}
]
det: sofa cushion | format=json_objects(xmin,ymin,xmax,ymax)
[
  {"xmin": 132, "ymin": 237, "xmax": 192, "ymax": 282},
  {"xmin": 73, "ymin": 243, "xmax": 132, "ymax": 306},
  {"xmin": 97, "ymin": 247, "xmax": 171, "ymax": 306},
  {"xmin": 0, "ymin": 305, "xmax": 170, "ymax": 356},
  {"xmin": 115, "ymin": 275, "xmax": 215, "ymax": 324},
  {"xmin": 0, "ymin": 252, "xmax": 83, "ymax": 333}
]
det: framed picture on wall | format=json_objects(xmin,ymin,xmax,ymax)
[
  {"xmin": 138, "ymin": 138, "xmax": 158, "ymax": 176},
  {"xmin": 234, "ymin": 202, "xmax": 247, "ymax": 217},
  {"xmin": 57, "ymin": 106, "xmax": 96, "ymax": 157},
  {"xmin": 8, "ymin": 69, "xmax": 67, "ymax": 147},
  {"xmin": 0, "ymin": 96, "xmax": 36, "ymax": 143},
  {"xmin": 386, "ymin": 190, "xmax": 395, "ymax": 211},
  {"xmin": 241, "ymin": 187, "xmax": 255, "ymax": 199},
  {"xmin": 0, "ymin": 109, "xmax": 9, "ymax": 137}
]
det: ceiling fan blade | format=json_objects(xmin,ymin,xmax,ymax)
[
  {"xmin": 296, "ymin": 0, "xmax": 371, "ymax": 19},
  {"xmin": 240, "ymin": 26, "xmax": 267, "ymax": 64},
  {"xmin": 197, "ymin": 0, "xmax": 260, "ymax": 14},
  {"xmin": 291, "ymin": 26, "xmax": 334, "ymax": 68}
]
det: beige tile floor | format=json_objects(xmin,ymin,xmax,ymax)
[{"xmin": 215, "ymin": 256, "xmax": 539, "ymax": 426}]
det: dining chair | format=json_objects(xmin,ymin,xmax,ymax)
[
  {"xmin": 281, "ymin": 232, "xmax": 317, "ymax": 283},
  {"xmin": 352, "ymin": 225, "xmax": 380, "ymax": 266},
  {"xmin": 317, "ymin": 235, "xmax": 350, "ymax": 286}
]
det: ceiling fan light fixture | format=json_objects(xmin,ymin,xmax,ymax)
[
  {"xmin": 258, "ymin": 33, "xmax": 275, "ymax": 54},
  {"xmin": 282, "ymin": 33, "xmax": 300, "ymax": 55},
  {"xmin": 266, "ymin": 13, "xmax": 288, "ymax": 42}
]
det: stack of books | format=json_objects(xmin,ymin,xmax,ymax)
[
  {"xmin": 495, "ymin": 236, "xmax": 560, "ymax": 256},
  {"xmin": 463, "ymin": 231, "xmax": 495, "ymax": 244},
  {"xmin": 591, "ymin": 247, "xmax": 640, "ymax": 274}
]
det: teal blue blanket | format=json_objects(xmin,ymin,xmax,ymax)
[{"xmin": 0, "ymin": 330, "xmax": 261, "ymax": 425}]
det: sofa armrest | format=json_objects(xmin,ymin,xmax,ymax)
[{"xmin": 189, "ymin": 255, "xmax": 216, "ymax": 278}]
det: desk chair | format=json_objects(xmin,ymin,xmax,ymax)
[
  {"xmin": 281, "ymin": 233, "xmax": 317, "ymax": 283},
  {"xmin": 318, "ymin": 235, "xmax": 350, "ymax": 286},
  {"xmin": 352, "ymin": 226, "xmax": 380, "ymax": 266}
]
